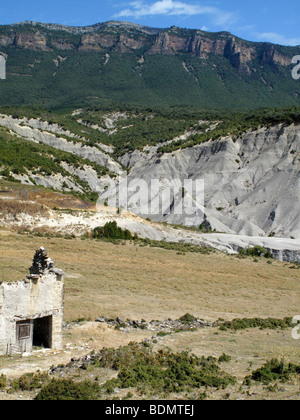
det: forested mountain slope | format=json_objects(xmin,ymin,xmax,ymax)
[{"xmin": 0, "ymin": 21, "xmax": 299, "ymax": 109}]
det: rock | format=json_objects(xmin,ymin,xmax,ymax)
[
  {"xmin": 97, "ymin": 316, "xmax": 214, "ymax": 334},
  {"xmin": 95, "ymin": 317, "xmax": 105, "ymax": 323},
  {"xmin": 29, "ymin": 247, "xmax": 57, "ymax": 275}
]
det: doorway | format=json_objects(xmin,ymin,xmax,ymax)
[{"xmin": 33, "ymin": 316, "xmax": 52, "ymax": 349}]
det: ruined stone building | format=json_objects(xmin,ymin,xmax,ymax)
[{"xmin": 0, "ymin": 248, "xmax": 64, "ymax": 355}]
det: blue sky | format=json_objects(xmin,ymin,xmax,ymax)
[{"xmin": 1, "ymin": 0, "xmax": 300, "ymax": 46}]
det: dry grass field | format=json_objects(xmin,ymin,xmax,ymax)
[
  {"xmin": 0, "ymin": 229, "xmax": 299, "ymax": 323},
  {"xmin": 0, "ymin": 226, "xmax": 299, "ymax": 400}
]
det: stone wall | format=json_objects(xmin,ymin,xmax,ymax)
[{"xmin": 0, "ymin": 248, "xmax": 64, "ymax": 355}]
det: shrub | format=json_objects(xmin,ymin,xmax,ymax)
[
  {"xmin": 218, "ymin": 353, "xmax": 232, "ymax": 363},
  {"xmin": 215, "ymin": 317, "xmax": 293, "ymax": 331},
  {"xmin": 92, "ymin": 221, "xmax": 135, "ymax": 240},
  {"xmin": 35, "ymin": 379, "xmax": 101, "ymax": 400},
  {"xmin": 0, "ymin": 374, "xmax": 7, "ymax": 389},
  {"xmin": 11, "ymin": 371, "xmax": 49, "ymax": 391},
  {"xmin": 177, "ymin": 313, "xmax": 197, "ymax": 324},
  {"xmin": 238, "ymin": 246, "xmax": 273, "ymax": 259},
  {"xmin": 250, "ymin": 358, "xmax": 300, "ymax": 385},
  {"xmin": 0, "ymin": 167, "xmax": 10, "ymax": 177}
]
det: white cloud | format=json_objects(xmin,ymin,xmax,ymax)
[
  {"xmin": 114, "ymin": 0, "xmax": 236, "ymax": 27},
  {"xmin": 256, "ymin": 32, "xmax": 300, "ymax": 46}
]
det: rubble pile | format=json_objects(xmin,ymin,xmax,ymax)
[
  {"xmin": 95, "ymin": 315, "xmax": 213, "ymax": 332},
  {"xmin": 29, "ymin": 247, "xmax": 63, "ymax": 278}
]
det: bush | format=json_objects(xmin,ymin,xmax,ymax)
[
  {"xmin": 218, "ymin": 353, "xmax": 232, "ymax": 363},
  {"xmin": 177, "ymin": 313, "xmax": 196, "ymax": 324},
  {"xmin": 92, "ymin": 221, "xmax": 135, "ymax": 240},
  {"xmin": 238, "ymin": 246, "xmax": 273, "ymax": 259},
  {"xmin": 11, "ymin": 372, "xmax": 48, "ymax": 391},
  {"xmin": 0, "ymin": 374, "xmax": 7, "ymax": 389},
  {"xmin": 250, "ymin": 358, "xmax": 300, "ymax": 385},
  {"xmin": 0, "ymin": 167, "xmax": 10, "ymax": 177},
  {"xmin": 215, "ymin": 317, "xmax": 293, "ymax": 331},
  {"xmin": 35, "ymin": 379, "xmax": 101, "ymax": 400}
]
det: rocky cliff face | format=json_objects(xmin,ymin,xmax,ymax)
[
  {"xmin": 224, "ymin": 38, "xmax": 255, "ymax": 73},
  {"xmin": 110, "ymin": 124, "xmax": 300, "ymax": 240},
  {"xmin": 14, "ymin": 31, "xmax": 50, "ymax": 50},
  {"xmin": 0, "ymin": 21, "xmax": 293, "ymax": 73},
  {"xmin": 0, "ymin": 31, "xmax": 50, "ymax": 50}
]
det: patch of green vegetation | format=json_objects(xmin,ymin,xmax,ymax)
[
  {"xmin": 0, "ymin": 125, "xmax": 112, "ymax": 177},
  {"xmin": 215, "ymin": 317, "xmax": 294, "ymax": 331},
  {"xmin": 34, "ymin": 379, "xmax": 101, "ymax": 400},
  {"xmin": 0, "ymin": 105, "xmax": 204, "ymax": 157},
  {"xmin": 156, "ymin": 331, "xmax": 172, "ymax": 337},
  {"xmin": 247, "ymin": 358, "xmax": 300, "ymax": 385},
  {"xmin": 31, "ymin": 342, "xmax": 237, "ymax": 399},
  {"xmin": 0, "ymin": 374, "xmax": 7, "ymax": 389},
  {"xmin": 139, "ymin": 238, "xmax": 213, "ymax": 254},
  {"xmin": 177, "ymin": 313, "xmax": 197, "ymax": 324},
  {"xmin": 10, "ymin": 371, "xmax": 49, "ymax": 392},
  {"xmin": 2, "ymin": 105, "xmax": 300, "ymax": 159},
  {"xmin": 238, "ymin": 245, "xmax": 273, "ymax": 259},
  {"xmin": 288, "ymin": 262, "xmax": 300, "ymax": 270},
  {"xmin": 92, "ymin": 221, "xmax": 136, "ymax": 241},
  {"xmin": 0, "ymin": 126, "xmax": 114, "ymax": 202},
  {"xmin": 218, "ymin": 353, "xmax": 232, "ymax": 363},
  {"xmin": 157, "ymin": 106, "xmax": 300, "ymax": 153},
  {"xmin": 88, "ymin": 223, "xmax": 213, "ymax": 253},
  {"xmin": 94, "ymin": 342, "xmax": 236, "ymax": 394}
]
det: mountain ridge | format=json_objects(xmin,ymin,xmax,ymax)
[
  {"xmin": 0, "ymin": 20, "xmax": 295, "ymax": 63},
  {"xmin": 9, "ymin": 20, "xmax": 164, "ymax": 35},
  {"xmin": 4, "ymin": 19, "xmax": 298, "ymax": 47}
]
